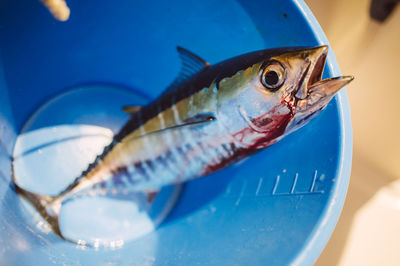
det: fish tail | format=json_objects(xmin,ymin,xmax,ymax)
[
  {"xmin": 14, "ymin": 183, "xmax": 64, "ymax": 238},
  {"xmin": 11, "ymin": 157, "xmax": 64, "ymax": 238}
]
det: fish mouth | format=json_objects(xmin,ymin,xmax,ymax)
[
  {"xmin": 294, "ymin": 45, "xmax": 328, "ymax": 100},
  {"xmin": 296, "ymin": 75, "xmax": 354, "ymax": 113},
  {"xmin": 282, "ymin": 46, "xmax": 353, "ymax": 134},
  {"xmin": 293, "ymin": 46, "xmax": 353, "ymax": 113}
]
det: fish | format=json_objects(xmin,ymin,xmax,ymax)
[{"xmin": 12, "ymin": 45, "xmax": 353, "ymax": 241}]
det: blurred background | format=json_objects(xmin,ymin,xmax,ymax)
[{"xmin": 305, "ymin": 0, "xmax": 400, "ymax": 265}]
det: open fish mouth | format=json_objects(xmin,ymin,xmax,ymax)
[{"xmin": 295, "ymin": 46, "xmax": 353, "ymax": 113}]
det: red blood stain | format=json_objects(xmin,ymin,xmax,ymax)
[{"xmin": 202, "ymin": 98, "xmax": 295, "ymax": 175}]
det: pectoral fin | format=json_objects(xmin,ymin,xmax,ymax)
[
  {"xmin": 182, "ymin": 113, "xmax": 215, "ymax": 124},
  {"xmin": 122, "ymin": 113, "xmax": 216, "ymax": 143}
]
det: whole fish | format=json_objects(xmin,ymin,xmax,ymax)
[{"xmin": 13, "ymin": 46, "xmax": 353, "ymax": 240}]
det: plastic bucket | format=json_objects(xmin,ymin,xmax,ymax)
[{"xmin": 0, "ymin": 0, "xmax": 352, "ymax": 265}]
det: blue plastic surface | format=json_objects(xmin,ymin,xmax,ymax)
[{"xmin": 0, "ymin": 0, "xmax": 352, "ymax": 265}]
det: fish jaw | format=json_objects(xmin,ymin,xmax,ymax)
[
  {"xmin": 292, "ymin": 45, "xmax": 329, "ymax": 100},
  {"xmin": 285, "ymin": 76, "xmax": 354, "ymax": 134},
  {"xmin": 296, "ymin": 76, "xmax": 354, "ymax": 113}
]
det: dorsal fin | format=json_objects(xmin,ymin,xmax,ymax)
[
  {"xmin": 162, "ymin": 47, "xmax": 210, "ymax": 95},
  {"xmin": 176, "ymin": 46, "xmax": 210, "ymax": 76}
]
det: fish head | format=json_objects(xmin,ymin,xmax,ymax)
[{"xmin": 216, "ymin": 46, "xmax": 353, "ymax": 148}]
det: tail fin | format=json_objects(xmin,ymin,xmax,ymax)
[
  {"xmin": 11, "ymin": 157, "xmax": 64, "ymax": 239},
  {"xmin": 14, "ymin": 184, "xmax": 63, "ymax": 238}
]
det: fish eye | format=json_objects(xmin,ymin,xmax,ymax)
[{"xmin": 261, "ymin": 61, "xmax": 286, "ymax": 92}]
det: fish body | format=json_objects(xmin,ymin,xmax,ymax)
[{"xmin": 13, "ymin": 46, "xmax": 353, "ymax": 240}]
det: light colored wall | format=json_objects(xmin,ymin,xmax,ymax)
[{"xmin": 305, "ymin": 0, "xmax": 400, "ymax": 265}]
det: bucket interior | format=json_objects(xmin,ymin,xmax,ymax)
[{"xmin": 0, "ymin": 0, "xmax": 350, "ymax": 265}]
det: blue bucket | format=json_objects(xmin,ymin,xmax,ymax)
[{"xmin": 0, "ymin": 0, "xmax": 352, "ymax": 265}]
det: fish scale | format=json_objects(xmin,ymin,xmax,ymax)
[{"xmin": 89, "ymin": 121, "xmax": 234, "ymax": 194}]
